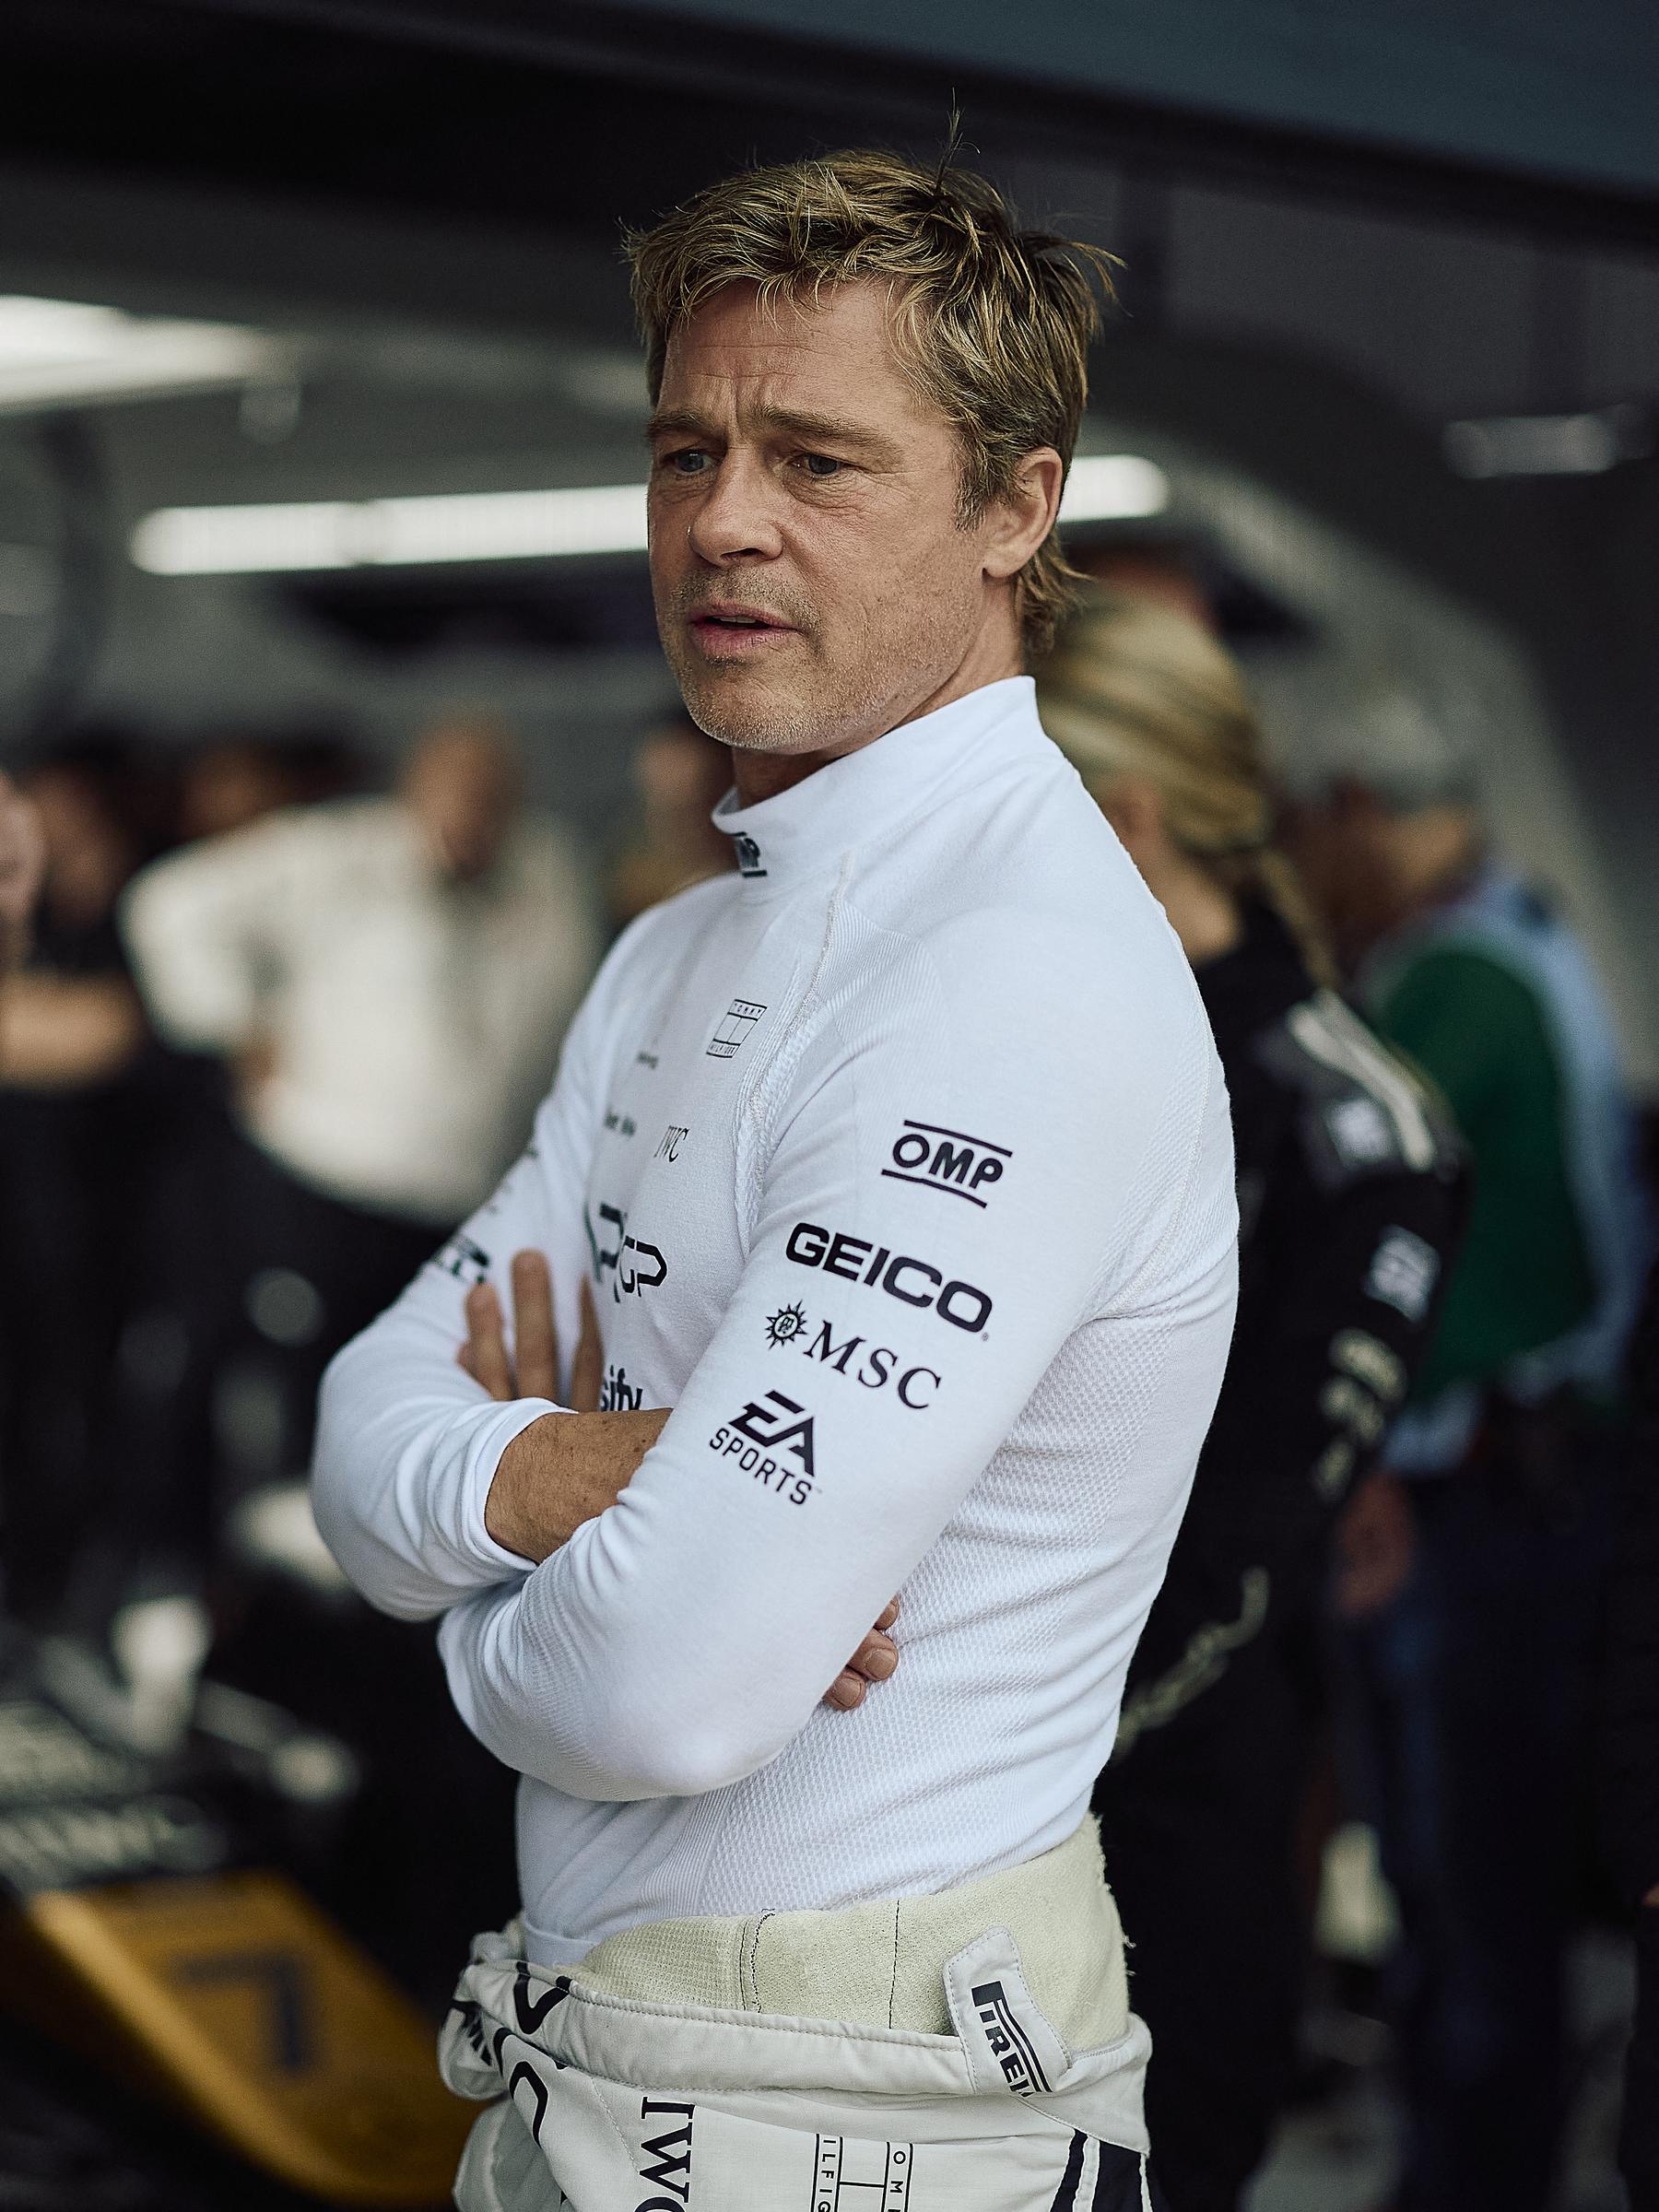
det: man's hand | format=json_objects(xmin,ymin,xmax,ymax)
[
  {"xmin": 0, "ymin": 773, "xmax": 45, "ymax": 972},
  {"xmin": 460, "ymin": 1247, "xmax": 900, "ymax": 1708},
  {"xmin": 1333, "ymin": 1467, "xmax": 1416, "ymax": 1620}
]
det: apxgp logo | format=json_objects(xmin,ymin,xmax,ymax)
[
  {"xmin": 585, "ymin": 1201, "xmax": 667, "ymax": 1302},
  {"xmin": 785, "ymin": 1220, "xmax": 992, "ymax": 1334},
  {"xmin": 763, "ymin": 1306, "xmax": 939, "ymax": 1409},
  {"xmin": 731, "ymin": 831, "xmax": 766, "ymax": 879},
  {"xmin": 709, "ymin": 1388, "xmax": 818, "ymax": 1505},
  {"xmin": 706, "ymin": 998, "xmax": 766, "ymax": 1059},
  {"xmin": 884, "ymin": 1120, "xmax": 1012, "ymax": 1207}
]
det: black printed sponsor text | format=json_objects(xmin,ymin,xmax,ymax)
[
  {"xmin": 784, "ymin": 1220, "xmax": 992, "ymax": 1334},
  {"xmin": 708, "ymin": 1388, "xmax": 818, "ymax": 1505},
  {"xmin": 882, "ymin": 1120, "xmax": 1012, "ymax": 1207},
  {"xmin": 763, "ymin": 1306, "xmax": 939, "ymax": 1409}
]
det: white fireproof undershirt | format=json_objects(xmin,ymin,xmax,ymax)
[{"xmin": 312, "ymin": 677, "xmax": 1238, "ymax": 1965}]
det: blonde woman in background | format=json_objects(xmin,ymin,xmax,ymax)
[{"xmin": 1041, "ymin": 589, "xmax": 1465, "ymax": 2212}]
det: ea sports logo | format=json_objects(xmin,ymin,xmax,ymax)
[{"xmin": 883, "ymin": 1120, "xmax": 1012, "ymax": 1209}]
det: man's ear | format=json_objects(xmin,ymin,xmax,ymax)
[{"xmin": 982, "ymin": 449, "xmax": 1065, "ymax": 581}]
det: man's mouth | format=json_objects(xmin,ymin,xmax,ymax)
[{"xmin": 686, "ymin": 606, "xmax": 800, "ymax": 657}]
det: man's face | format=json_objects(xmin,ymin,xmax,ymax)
[{"xmin": 647, "ymin": 281, "xmax": 1023, "ymax": 763}]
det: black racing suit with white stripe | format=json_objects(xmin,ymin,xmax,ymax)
[{"xmin": 1096, "ymin": 899, "xmax": 1466, "ymax": 2212}]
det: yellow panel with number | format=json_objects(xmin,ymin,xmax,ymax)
[{"xmin": 13, "ymin": 1869, "xmax": 479, "ymax": 2205}]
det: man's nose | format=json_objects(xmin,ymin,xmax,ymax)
[{"xmin": 684, "ymin": 453, "xmax": 784, "ymax": 565}]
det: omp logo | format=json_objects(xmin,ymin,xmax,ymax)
[
  {"xmin": 784, "ymin": 1221, "xmax": 993, "ymax": 1334},
  {"xmin": 763, "ymin": 1308, "xmax": 940, "ymax": 1410},
  {"xmin": 708, "ymin": 1389, "xmax": 818, "ymax": 1505},
  {"xmin": 883, "ymin": 1121, "xmax": 1012, "ymax": 1207},
  {"xmin": 706, "ymin": 998, "xmax": 766, "ymax": 1058},
  {"xmin": 971, "ymin": 1980, "xmax": 1051, "ymax": 2097},
  {"xmin": 585, "ymin": 1201, "xmax": 667, "ymax": 1302},
  {"xmin": 634, "ymin": 2097, "xmax": 694, "ymax": 2209},
  {"xmin": 732, "ymin": 831, "xmax": 766, "ymax": 878}
]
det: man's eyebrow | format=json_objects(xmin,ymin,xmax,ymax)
[{"xmin": 644, "ymin": 406, "xmax": 903, "ymax": 465}]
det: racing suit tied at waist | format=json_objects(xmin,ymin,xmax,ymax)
[{"xmin": 442, "ymin": 1818, "xmax": 1158, "ymax": 2210}]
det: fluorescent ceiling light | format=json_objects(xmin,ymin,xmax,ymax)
[
  {"xmin": 133, "ymin": 453, "xmax": 1168, "ymax": 577},
  {"xmin": 1059, "ymin": 454, "xmax": 1171, "ymax": 523},
  {"xmin": 132, "ymin": 484, "xmax": 651, "ymax": 575},
  {"xmin": 0, "ymin": 296, "xmax": 286, "ymax": 414},
  {"xmin": 1442, "ymin": 404, "xmax": 1652, "ymax": 479}
]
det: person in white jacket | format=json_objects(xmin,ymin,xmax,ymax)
[{"xmin": 314, "ymin": 149, "xmax": 1238, "ymax": 2212}]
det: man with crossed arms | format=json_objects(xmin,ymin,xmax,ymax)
[{"xmin": 315, "ymin": 148, "xmax": 1237, "ymax": 2211}]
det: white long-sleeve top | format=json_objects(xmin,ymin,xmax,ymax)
[
  {"xmin": 313, "ymin": 677, "xmax": 1238, "ymax": 1966},
  {"xmin": 123, "ymin": 797, "xmax": 599, "ymax": 1224}
]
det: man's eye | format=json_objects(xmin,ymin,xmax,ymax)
[
  {"xmin": 665, "ymin": 450, "xmax": 710, "ymax": 477},
  {"xmin": 800, "ymin": 453, "xmax": 842, "ymax": 478}
]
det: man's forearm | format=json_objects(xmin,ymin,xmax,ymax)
[{"xmin": 484, "ymin": 1408, "xmax": 670, "ymax": 1562}]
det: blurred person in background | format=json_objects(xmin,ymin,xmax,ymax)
[
  {"xmin": 1288, "ymin": 692, "xmax": 1647, "ymax": 2212},
  {"xmin": 0, "ymin": 770, "xmax": 44, "ymax": 973},
  {"xmin": 1040, "ymin": 591, "xmax": 1465, "ymax": 2212},
  {"xmin": 1602, "ymin": 1259, "xmax": 1659, "ymax": 2212},
  {"xmin": 0, "ymin": 741, "xmax": 155, "ymax": 1623},
  {"xmin": 122, "ymin": 712, "xmax": 600, "ymax": 1482},
  {"xmin": 176, "ymin": 723, "xmax": 362, "ymax": 845},
  {"xmin": 606, "ymin": 708, "xmax": 734, "ymax": 929}
]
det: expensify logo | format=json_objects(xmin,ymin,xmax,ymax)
[{"xmin": 784, "ymin": 1221, "xmax": 992, "ymax": 1334}]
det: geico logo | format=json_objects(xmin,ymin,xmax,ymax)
[
  {"xmin": 882, "ymin": 1119, "xmax": 1012, "ymax": 1208},
  {"xmin": 708, "ymin": 1388, "xmax": 817, "ymax": 1505},
  {"xmin": 783, "ymin": 1221, "xmax": 992, "ymax": 1333}
]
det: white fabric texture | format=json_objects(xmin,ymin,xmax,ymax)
[
  {"xmin": 313, "ymin": 677, "xmax": 1238, "ymax": 1964},
  {"xmin": 123, "ymin": 795, "xmax": 599, "ymax": 1223}
]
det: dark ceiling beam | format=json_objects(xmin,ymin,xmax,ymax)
[{"xmin": 115, "ymin": 0, "xmax": 1659, "ymax": 252}]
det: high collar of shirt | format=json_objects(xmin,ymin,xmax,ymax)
[{"xmin": 711, "ymin": 677, "xmax": 1045, "ymax": 900}]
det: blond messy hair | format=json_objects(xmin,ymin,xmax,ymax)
[{"xmin": 626, "ymin": 148, "xmax": 1116, "ymax": 658}]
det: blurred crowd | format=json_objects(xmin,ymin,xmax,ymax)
[{"xmin": 0, "ymin": 572, "xmax": 1655, "ymax": 2211}]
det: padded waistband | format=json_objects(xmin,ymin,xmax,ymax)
[{"xmin": 564, "ymin": 1818, "xmax": 1128, "ymax": 2047}]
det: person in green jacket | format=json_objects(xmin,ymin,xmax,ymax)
[{"xmin": 1288, "ymin": 690, "xmax": 1646, "ymax": 2212}]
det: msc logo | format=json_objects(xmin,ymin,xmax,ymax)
[
  {"xmin": 584, "ymin": 1201, "xmax": 667, "ymax": 1302},
  {"xmin": 763, "ymin": 1307, "xmax": 940, "ymax": 1410},
  {"xmin": 731, "ymin": 831, "xmax": 767, "ymax": 878},
  {"xmin": 884, "ymin": 1120, "xmax": 1012, "ymax": 1208},
  {"xmin": 784, "ymin": 1220, "xmax": 993, "ymax": 1335},
  {"xmin": 709, "ymin": 1389, "xmax": 818, "ymax": 1505}
]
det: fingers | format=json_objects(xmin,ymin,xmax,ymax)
[
  {"xmin": 875, "ymin": 1597, "xmax": 900, "ymax": 1632},
  {"xmin": 824, "ymin": 1625, "xmax": 898, "ymax": 1711},
  {"xmin": 571, "ymin": 1277, "xmax": 605, "ymax": 1413},
  {"xmin": 512, "ymin": 1250, "xmax": 560, "ymax": 1401},
  {"xmin": 462, "ymin": 1282, "xmax": 516, "ymax": 1401}
]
